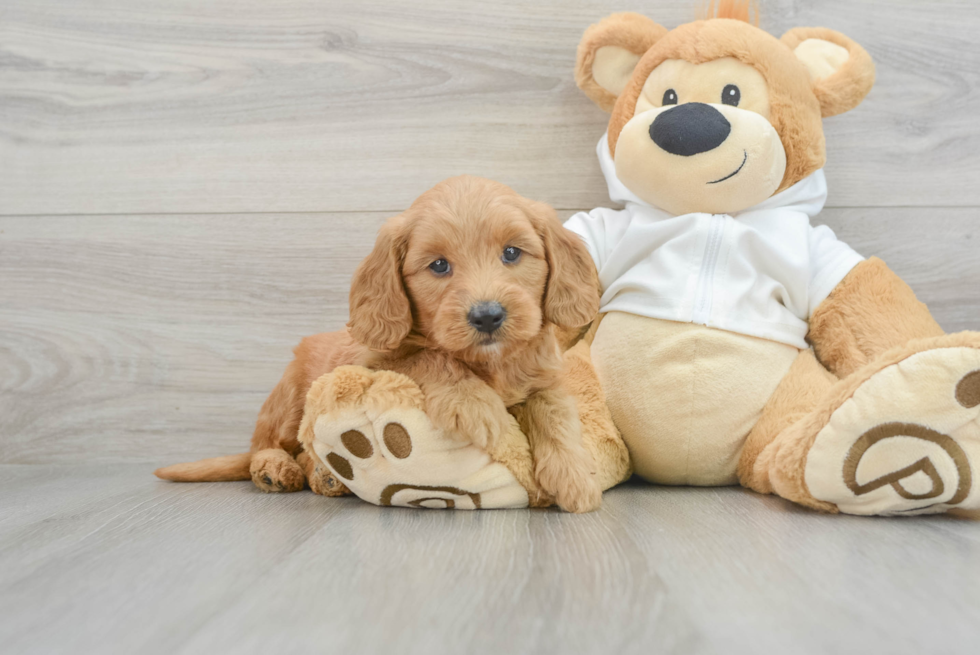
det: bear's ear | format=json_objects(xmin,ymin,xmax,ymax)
[
  {"xmin": 781, "ymin": 27, "xmax": 875, "ymax": 118},
  {"xmin": 576, "ymin": 12, "xmax": 668, "ymax": 112}
]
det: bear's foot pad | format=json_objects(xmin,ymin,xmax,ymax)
[
  {"xmin": 305, "ymin": 367, "xmax": 529, "ymax": 509},
  {"xmin": 807, "ymin": 344, "xmax": 980, "ymax": 515}
]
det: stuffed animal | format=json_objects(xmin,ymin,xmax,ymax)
[{"xmin": 563, "ymin": 1, "xmax": 980, "ymax": 515}]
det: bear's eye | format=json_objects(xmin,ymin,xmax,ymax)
[
  {"xmin": 662, "ymin": 89, "xmax": 678, "ymax": 106},
  {"xmin": 722, "ymin": 84, "xmax": 741, "ymax": 107},
  {"xmin": 502, "ymin": 246, "xmax": 522, "ymax": 264},
  {"xmin": 428, "ymin": 259, "xmax": 451, "ymax": 276}
]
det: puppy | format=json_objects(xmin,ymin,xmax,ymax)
[{"xmin": 156, "ymin": 175, "xmax": 602, "ymax": 512}]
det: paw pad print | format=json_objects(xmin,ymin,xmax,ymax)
[
  {"xmin": 299, "ymin": 367, "xmax": 529, "ymax": 510},
  {"xmin": 807, "ymin": 344, "xmax": 980, "ymax": 515}
]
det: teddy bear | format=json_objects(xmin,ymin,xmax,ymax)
[
  {"xmin": 298, "ymin": 1, "xmax": 980, "ymax": 516},
  {"xmin": 560, "ymin": 2, "xmax": 980, "ymax": 515}
]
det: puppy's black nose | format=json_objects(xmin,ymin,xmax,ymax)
[
  {"xmin": 468, "ymin": 302, "xmax": 506, "ymax": 334},
  {"xmin": 649, "ymin": 102, "xmax": 731, "ymax": 156}
]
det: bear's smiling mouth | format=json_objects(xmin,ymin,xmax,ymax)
[{"xmin": 707, "ymin": 150, "xmax": 748, "ymax": 185}]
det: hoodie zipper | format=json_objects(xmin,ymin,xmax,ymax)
[{"xmin": 691, "ymin": 214, "xmax": 725, "ymax": 326}]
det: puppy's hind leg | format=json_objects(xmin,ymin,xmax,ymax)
[
  {"xmin": 296, "ymin": 449, "xmax": 351, "ymax": 497},
  {"xmin": 250, "ymin": 449, "xmax": 306, "ymax": 493},
  {"xmin": 249, "ymin": 361, "xmax": 309, "ymax": 493}
]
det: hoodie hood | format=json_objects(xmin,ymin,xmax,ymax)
[{"xmin": 595, "ymin": 132, "xmax": 828, "ymax": 219}]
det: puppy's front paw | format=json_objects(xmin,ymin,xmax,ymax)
[
  {"xmin": 557, "ymin": 474, "xmax": 602, "ymax": 514},
  {"xmin": 462, "ymin": 409, "xmax": 511, "ymax": 451},
  {"xmin": 536, "ymin": 456, "xmax": 602, "ymax": 513},
  {"xmin": 427, "ymin": 399, "xmax": 509, "ymax": 450}
]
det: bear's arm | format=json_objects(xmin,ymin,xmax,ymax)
[{"xmin": 807, "ymin": 253, "xmax": 944, "ymax": 378}]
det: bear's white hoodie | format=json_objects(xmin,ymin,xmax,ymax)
[{"xmin": 563, "ymin": 134, "xmax": 864, "ymax": 350}]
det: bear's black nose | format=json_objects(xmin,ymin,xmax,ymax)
[
  {"xmin": 468, "ymin": 302, "xmax": 507, "ymax": 334},
  {"xmin": 649, "ymin": 103, "xmax": 731, "ymax": 156}
]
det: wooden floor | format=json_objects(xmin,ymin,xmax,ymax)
[
  {"xmin": 2, "ymin": 1, "xmax": 980, "ymax": 653},
  {"xmin": 1, "ymin": 465, "xmax": 978, "ymax": 655}
]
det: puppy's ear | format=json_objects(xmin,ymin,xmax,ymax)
[
  {"xmin": 781, "ymin": 27, "xmax": 875, "ymax": 117},
  {"xmin": 523, "ymin": 200, "xmax": 600, "ymax": 328},
  {"xmin": 347, "ymin": 216, "xmax": 413, "ymax": 351},
  {"xmin": 576, "ymin": 12, "xmax": 668, "ymax": 112}
]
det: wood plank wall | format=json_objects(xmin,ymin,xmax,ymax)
[{"xmin": 2, "ymin": 0, "xmax": 979, "ymax": 463}]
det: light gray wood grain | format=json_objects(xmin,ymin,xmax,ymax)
[
  {"xmin": 0, "ymin": 212, "xmax": 385, "ymax": 464},
  {"xmin": 0, "ymin": 465, "xmax": 977, "ymax": 655},
  {"xmin": 2, "ymin": 0, "xmax": 980, "ymax": 215},
  {"xmin": 2, "ymin": 2, "xmax": 980, "ymax": 654},
  {"xmin": 2, "ymin": 207, "xmax": 979, "ymax": 465}
]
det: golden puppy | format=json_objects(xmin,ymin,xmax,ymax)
[{"xmin": 156, "ymin": 176, "xmax": 602, "ymax": 512}]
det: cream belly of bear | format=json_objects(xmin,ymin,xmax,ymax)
[{"xmin": 592, "ymin": 312, "xmax": 799, "ymax": 485}]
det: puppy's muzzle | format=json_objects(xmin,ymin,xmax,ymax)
[
  {"xmin": 649, "ymin": 102, "xmax": 731, "ymax": 156},
  {"xmin": 467, "ymin": 301, "xmax": 507, "ymax": 334}
]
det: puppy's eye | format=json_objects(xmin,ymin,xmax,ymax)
[
  {"xmin": 428, "ymin": 259, "xmax": 451, "ymax": 276},
  {"xmin": 662, "ymin": 89, "xmax": 678, "ymax": 106},
  {"xmin": 502, "ymin": 246, "xmax": 522, "ymax": 264},
  {"xmin": 722, "ymin": 84, "xmax": 740, "ymax": 107}
]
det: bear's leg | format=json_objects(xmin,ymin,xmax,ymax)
[
  {"xmin": 737, "ymin": 349, "xmax": 836, "ymax": 495},
  {"xmin": 747, "ymin": 337, "xmax": 980, "ymax": 515},
  {"xmin": 756, "ymin": 255, "xmax": 980, "ymax": 515}
]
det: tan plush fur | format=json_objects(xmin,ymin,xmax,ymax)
[
  {"xmin": 741, "ymin": 259, "xmax": 970, "ymax": 510},
  {"xmin": 576, "ymin": 8, "xmax": 875, "ymax": 194},
  {"xmin": 594, "ymin": 314, "xmax": 802, "ymax": 485},
  {"xmin": 156, "ymin": 176, "xmax": 610, "ymax": 513},
  {"xmin": 607, "ymin": 19, "xmax": 826, "ymax": 194},
  {"xmin": 575, "ymin": 13, "xmax": 668, "ymax": 112},
  {"xmin": 739, "ymin": 257, "xmax": 936, "ymax": 492},
  {"xmin": 737, "ymin": 349, "xmax": 836, "ymax": 493},
  {"xmin": 755, "ymin": 332, "xmax": 980, "ymax": 511},
  {"xmin": 780, "ymin": 27, "xmax": 876, "ymax": 118},
  {"xmin": 808, "ymin": 257, "xmax": 945, "ymax": 379}
]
